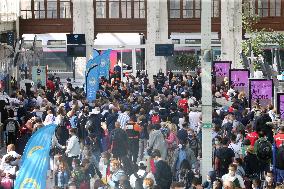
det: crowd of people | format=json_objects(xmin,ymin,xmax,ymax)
[{"xmin": 0, "ymin": 69, "xmax": 283, "ymax": 189}]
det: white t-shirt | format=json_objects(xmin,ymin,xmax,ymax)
[
  {"xmin": 228, "ymin": 142, "xmax": 241, "ymax": 158},
  {"xmin": 188, "ymin": 111, "xmax": 201, "ymax": 132},
  {"xmin": 222, "ymin": 173, "xmax": 245, "ymax": 189}
]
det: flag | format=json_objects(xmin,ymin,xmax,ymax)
[
  {"xmin": 86, "ymin": 55, "xmax": 100, "ymax": 102},
  {"xmin": 15, "ymin": 124, "xmax": 57, "ymax": 189},
  {"xmin": 86, "ymin": 49, "xmax": 100, "ymax": 71},
  {"xmin": 99, "ymin": 49, "xmax": 111, "ymax": 79}
]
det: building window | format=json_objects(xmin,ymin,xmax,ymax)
[
  {"xmin": 194, "ymin": 0, "xmax": 201, "ymax": 18},
  {"xmin": 60, "ymin": 0, "xmax": 71, "ymax": 18},
  {"xmin": 172, "ymin": 39, "xmax": 180, "ymax": 44},
  {"xmin": 258, "ymin": 0, "xmax": 281, "ymax": 17},
  {"xmin": 134, "ymin": 0, "xmax": 145, "ymax": 18},
  {"xmin": 183, "ymin": 0, "xmax": 193, "ymax": 18},
  {"xmin": 185, "ymin": 39, "xmax": 192, "ymax": 44},
  {"xmin": 183, "ymin": 0, "xmax": 201, "ymax": 18},
  {"xmin": 47, "ymin": 0, "xmax": 57, "ymax": 18},
  {"xmin": 258, "ymin": 0, "xmax": 269, "ymax": 17},
  {"xmin": 21, "ymin": 0, "xmax": 32, "ymax": 19},
  {"xmin": 170, "ymin": 0, "xmax": 180, "ymax": 18},
  {"xmin": 212, "ymin": 0, "xmax": 219, "ymax": 18},
  {"xmin": 109, "ymin": 0, "xmax": 119, "ymax": 18},
  {"xmin": 121, "ymin": 0, "xmax": 132, "ymax": 18},
  {"xmin": 34, "ymin": 0, "xmax": 45, "ymax": 19},
  {"xmin": 270, "ymin": 0, "xmax": 281, "ymax": 16},
  {"xmin": 248, "ymin": 0, "xmax": 256, "ymax": 16},
  {"xmin": 96, "ymin": 0, "xmax": 106, "ymax": 18}
]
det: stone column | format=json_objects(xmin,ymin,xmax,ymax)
[
  {"xmin": 72, "ymin": 0, "xmax": 94, "ymax": 81},
  {"xmin": 146, "ymin": 0, "xmax": 170, "ymax": 83},
  {"xmin": 201, "ymin": 0, "xmax": 212, "ymax": 182},
  {"xmin": 221, "ymin": 0, "xmax": 242, "ymax": 68}
]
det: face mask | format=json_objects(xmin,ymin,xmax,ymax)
[
  {"xmin": 229, "ymin": 170, "xmax": 235, "ymax": 176},
  {"xmin": 154, "ymin": 159, "xmax": 158, "ymax": 164},
  {"xmin": 215, "ymin": 141, "xmax": 220, "ymax": 145},
  {"xmin": 266, "ymin": 177, "xmax": 272, "ymax": 182}
]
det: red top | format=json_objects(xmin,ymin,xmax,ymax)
[
  {"xmin": 46, "ymin": 80, "xmax": 55, "ymax": 91},
  {"xmin": 274, "ymin": 133, "xmax": 284, "ymax": 148},
  {"xmin": 246, "ymin": 131, "xmax": 259, "ymax": 146},
  {"xmin": 178, "ymin": 98, "xmax": 189, "ymax": 113}
]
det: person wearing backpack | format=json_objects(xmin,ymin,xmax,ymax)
[
  {"xmin": 151, "ymin": 149, "xmax": 172, "ymax": 189},
  {"xmin": 274, "ymin": 126, "xmax": 284, "ymax": 184},
  {"xmin": 254, "ymin": 131, "xmax": 272, "ymax": 178},
  {"xmin": 214, "ymin": 137, "xmax": 235, "ymax": 177},
  {"xmin": 110, "ymin": 122, "xmax": 129, "ymax": 160},
  {"xmin": 4, "ymin": 110, "xmax": 19, "ymax": 146},
  {"xmin": 129, "ymin": 161, "xmax": 148, "ymax": 189},
  {"xmin": 172, "ymin": 140, "xmax": 197, "ymax": 180}
]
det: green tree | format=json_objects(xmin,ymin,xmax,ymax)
[
  {"xmin": 174, "ymin": 54, "xmax": 200, "ymax": 71},
  {"xmin": 242, "ymin": 0, "xmax": 284, "ymax": 70}
]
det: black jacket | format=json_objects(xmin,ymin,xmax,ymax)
[
  {"xmin": 154, "ymin": 160, "xmax": 172, "ymax": 189},
  {"xmin": 244, "ymin": 152, "xmax": 260, "ymax": 177},
  {"xmin": 106, "ymin": 112, "xmax": 118, "ymax": 132},
  {"xmin": 86, "ymin": 114, "xmax": 104, "ymax": 138}
]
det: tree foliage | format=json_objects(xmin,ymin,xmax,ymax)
[
  {"xmin": 174, "ymin": 54, "xmax": 200, "ymax": 71},
  {"xmin": 242, "ymin": 0, "xmax": 284, "ymax": 70}
]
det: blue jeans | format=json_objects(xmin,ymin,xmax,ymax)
[{"xmin": 276, "ymin": 168, "xmax": 284, "ymax": 183}]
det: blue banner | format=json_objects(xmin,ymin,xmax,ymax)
[
  {"xmin": 15, "ymin": 124, "xmax": 57, "ymax": 189},
  {"xmin": 86, "ymin": 55, "xmax": 100, "ymax": 102},
  {"xmin": 86, "ymin": 50, "xmax": 100, "ymax": 71},
  {"xmin": 99, "ymin": 49, "xmax": 111, "ymax": 79}
]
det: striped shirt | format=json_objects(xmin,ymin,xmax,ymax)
[{"xmin": 117, "ymin": 112, "xmax": 130, "ymax": 130}]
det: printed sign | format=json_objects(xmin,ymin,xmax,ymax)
[
  {"xmin": 229, "ymin": 69, "xmax": 250, "ymax": 98},
  {"xmin": 213, "ymin": 61, "xmax": 231, "ymax": 86},
  {"xmin": 249, "ymin": 79, "xmax": 273, "ymax": 108},
  {"xmin": 277, "ymin": 93, "xmax": 284, "ymax": 120},
  {"xmin": 32, "ymin": 66, "xmax": 47, "ymax": 87}
]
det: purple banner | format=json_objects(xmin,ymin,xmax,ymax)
[
  {"xmin": 277, "ymin": 93, "xmax": 284, "ymax": 120},
  {"xmin": 250, "ymin": 79, "xmax": 273, "ymax": 108},
  {"xmin": 214, "ymin": 61, "xmax": 231, "ymax": 86},
  {"xmin": 230, "ymin": 69, "xmax": 249, "ymax": 98}
]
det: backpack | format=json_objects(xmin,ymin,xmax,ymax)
[
  {"xmin": 134, "ymin": 172, "xmax": 148, "ymax": 189},
  {"xmin": 276, "ymin": 144, "xmax": 284, "ymax": 169},
  {"xmin": 6, "ymin": 120, "xmax": 16, "ymax": 132},
  {"xmin": 151, "ymin": 115, "xmax": 160, "ymax": 124},
  {"xmin": 256, "ymin": 138, "xmax": 272, "ymax": 161},
  {"xmin": 217, "ymin": 148, "xmax": 233, "ymax": 172}
]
